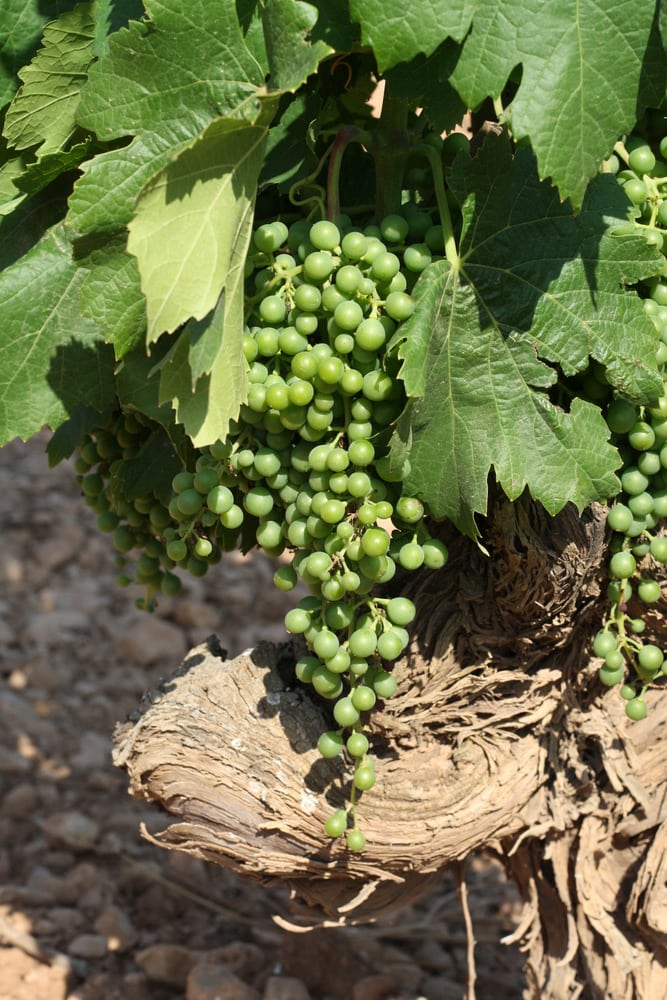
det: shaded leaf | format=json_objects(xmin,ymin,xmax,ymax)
[
  {"xmin": 0, "ymin": 224, "xmax": 115, "ymax": 444},
  {"xmin": 3, "ymin": 3, "xmax": 96, "ymax": 154},
  {"xmin": 392, "ymin": 134, "xmax": 663, "ymax": 537}
]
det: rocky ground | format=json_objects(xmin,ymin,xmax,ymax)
[{"xmin": 0, "ymin": 435, "xmax": 525, "ymax": 1000}]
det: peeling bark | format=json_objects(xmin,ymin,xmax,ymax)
[{"xmin": 112, "ymin": 497, "xmax": 667, "ymax": 996}]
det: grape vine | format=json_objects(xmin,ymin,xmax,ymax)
[
  {"xmin": 0, "ymin": 1, "xmax": 665, "ymax": 853},
  {"xmin": 593, "ymin": 126, "xmax": 667, "ymax": 721}
]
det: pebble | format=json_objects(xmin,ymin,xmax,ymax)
[
  {"xmin": 263, "ymin": 976, "xmax": 311, "ymax": 1000},
  {"xmin": 24, "ymin": 609, "xmax": 91, "ymax": 647},
  {"xmin": 43, "ymin": 810, "xmax": 100, "ymax": 850},
  {"xmin": 186, "ymin": 963, "xmax": 260, "ymax": 1000},
  {"xmin": 69, "ymin": 731, "xmax": 111, "ymax": 771},
  {"xmin": 67, "ymin": 933, "xmax": 108, "ymax": 959},
  {"xmin": 135, "ymin": 943, "xmax": 198, "ymax": 986},
  {"xmin": 114, "ymin": 616, "xmax": 187, "ymax": 666},
  {"xmin": 352, "ymin": 974, "xmax": 397, "ymax": 1000},
  {"xmin": 204, "ymin": 941, "xmax": 265, "ymax": 979},
  {"xmin": 2, "ymin": 782, "xmax": 37, "ymax": 818},
  {"xmin": 94, "ymin": 904, "xmax": 137, "ymax": 952}
]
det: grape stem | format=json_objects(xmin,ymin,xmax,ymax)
[
  {"xmin": 326, "ymin": 125, "xmax": 371, "ymax": 224},
  {"xmin": 412, "ymin": 142, "xmax": 459, "ymax": 270}
]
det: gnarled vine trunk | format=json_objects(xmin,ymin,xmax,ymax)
[{"xmin": 112, "ymin": 496, "xmax": 667, "ymax": 998}]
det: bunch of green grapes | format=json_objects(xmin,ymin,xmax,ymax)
[
  {"xmin": 74, "ymin": 211, "xmax": 450, "ymax": 850},
  {"xmin": 593, "ymin": 129, "xmax": 667, "ymax": 719}
]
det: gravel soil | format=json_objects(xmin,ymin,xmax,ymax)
[{"xmin": 0, "ymin": 436, "xmax": 524, "ymax": 1000}]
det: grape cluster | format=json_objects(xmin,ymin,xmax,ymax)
[
  {"xmin": 74, "ymin": 212, "xmax": 449, "ymax": 849},
  {"xmin": 593, "ymin": 130, "xmax": 667, "ymax": 719}
]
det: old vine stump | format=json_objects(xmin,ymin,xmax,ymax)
[{"xmin": 113, "ymin": 496, "xmax": 667, "ymax": 998}]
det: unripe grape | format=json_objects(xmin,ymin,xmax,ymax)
[
  {"xmin": 324, "ymin": 809, "xmax": 348, "ymax": 838},
  {"xmin": 318, "ymin": 731, "xmax": 344, "ymax": 759}
]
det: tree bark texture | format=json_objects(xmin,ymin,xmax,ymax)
[{"xmin": 112, "ymin": 497, "xmax": 667, "ymax": 997}]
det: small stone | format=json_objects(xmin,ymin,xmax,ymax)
[
  {"xmin": 44, "ymin": 810, "xmax": 100, "ymax": 850},
  {"xmin": 115, "ymin": 616, "xmax": 187, "ymax": 667},
  {"xmin": 68, "ymin": 933, "xmax": 108, "ymax": 959},
  {"xmin": 263, "ymin": 976, "xmax": 311, "ymax": 1000},
  {"xmin": 203, "ymin": 942, "xmax": 264, "ymax": 979},
  {"xmin": 94, "ymin": 904, "xmax": 137, "ymax": 952},
  {"xmin": 2, "ymin": 782, "xmax": 37, "ymax": 818},
  {"xmin": 352, "ymin": 975, "xmax": 397, "ymax": 1000},
  {"xmin": 70, "ymin": 731, "xmax": 110, "ymax": 771},
  {"xmin": 186, "ymin": 963, "xmax": 260, "ymax": 1000},
  {"xmin": 135, "ymin": 943, "xmax": 197, "ymax": 986}
]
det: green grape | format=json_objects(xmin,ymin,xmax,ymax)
[
  {"xmin": 333, "ymin": 697, "xmax": 360, "ymax": 727},
  {"xmin": 386, "ymin": 597, "xmax": 416, "ymax": 626},
  {"xmin": 385, "ymin": 290, "xmax": 415, "ymax": 321},
  {"xmin": 341, "ymin": 231, "xmax": 367, "ymax": 260},
  {"xmin": 259, "ymin": 295, "xmax": 286, "ymax": 324},
  {"xmin": 324, "ymin": 810, "xmax": 348, "ymax": 837},
  {"xmin": 318, "ymin": 731, "xmax": 344, "ymax": 758},
  {"xmin": 620, "ymin": 683, "xmax": 637, "ymax": 701},
  {"xmin": 637, "ymin": 644, "xmax": 664, "ymax": 673},
  {"xmin": 599, "ymin": 664, "xmax": 625, "ymax": 687},
  {"xmin": 353, "ymin": 765, "xmax": 376, "ymax": 791},
  {"xmin": 593, "ymin": 630, "xmax": 618, "ymax": 657},
  {"xmin": 334, "ymin": 300, "xmax": 364, "ymax": 331},
  {"xmin": 372, "ymin": 670, "xmax": 398, "ymax": 698},
  {"xmin": 346, "ymin": 829, "xmax": 366, "ymax": 852},
  {"xmin": 380, "ymin": 214, "xmax": 409, "ymax": 243},
  {"xmin": 609, "ymin": 550, "xmax": 637, "ymax": 579},
  {"xmin": 422, "ymin": 539, "xmax": 448, "ymax": 569},
  {"xmin": 628, "ymin": 145, "xmax": 656, "ymax": 174},
  {"xmin": 347, "ymin": 732, "xmax": 370, "ymax": 757},
  {"xmin": 310, "ymin": 220, "xmax": 341, "ymax": 251},
  {"xmin": 348, "ymin": 629, "xmax": 377, "ymax": 658},
  {"xmin": 377, "ymin": 629, "xmax": 406, "ymax": 660},
  {"xmin": 628, "ymin": 421, "xmax": 656, "ymax": 452},
  {"xmin": 649, "ymin": 536, "xmax": 667, "ymax": 562},
  {"xmin": 625, "ymin": 698, "xmax": 648, "ymax": 721},
  {"xmin": 194, "ymin": 537, "xmax": 213, "ymax": 558},
  {"xmin": 606, "ymin": 503, "xmax": 633, "ymax": 533},
  {"xmin": 312, "ymin": 665, "xmax": 344, "ymax": 699},
  {"xmin": 243, "ymin": 487, "xmax": 274, "ymax": 517},
  {"xmin": 637, "ymin": 578, "xmax": 661, "ymax": 603},
  {"xmin": 399, "ymin": 541, "xmax": 425, "ymax": 570},
  {"xmin": 285, "ymin": 607, "xmax": 311, "ymax": 634}
]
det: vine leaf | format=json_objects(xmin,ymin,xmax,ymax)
[
  {"xmin": 76, "ymin": 0, "xmax": 267, "ymax": 141},
  {"xmin": 127, "ymin": 117, "xmax": 267, "ymax": 342},
  {"xmin": 451, "ymin": 0, "xmax": 665, "ymax": 207},
  {"xmin": 392, "ymin": 134, "xmax": 664, "ymax": 539},
  {"xmin": 0, "ymin": 224, "xmax": 115, "ymax": 445},
  {"xmin": 349, "ymin": 0, "xmax": 475, "ymax": 72},
  {"xmin": 0, "ymin": 0, "xmax": 80, "ymax": 108},
  {"xmin": 3, "ymin": 4, "xmax": 96, "ymax": 155},
  {"xmin": 79, "ymin": 234, "xmax": 146, "ymax": 359},
  {"xmin": 260, "ymin": 0, "xmax": 333, "ymax": 92}
]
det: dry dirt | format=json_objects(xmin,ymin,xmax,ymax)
[{"xmin": 0, "ymin": 435, "xmax": 525, "ymax": 1000}]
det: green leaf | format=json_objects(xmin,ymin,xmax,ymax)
[
  {"xmin": 78, "ymin": 234, "xmax": 147, "ymax": 358},
  {"xmin": 111, "ymin": 425, "xmax": 183, "ymax": 504},
  {"xmin": 3, "ymin": 3, "xmax": 96, "ymax": 155},
  {"xmin": 261, "ymin": 0, "xmax": 332, "ymax": 92},
  {"xmin": 383, "ymin": 43, "xmax": 465, "ymax": 135},
  {"xmin": 0, "ymin": 0, "xmax": 80, "ymax": 108},
  {"xmin": 127, "ymin": 116, "xmax": 267, "ymax": 341},
  {"xmin": 77, "ymin": 0, "xmax": 266, "ymax": 141},
  {"xmin": 158, "ymin": 289, "xmax": 248, "ymax": 446},
  {"xmin": 92, "ymin": 0, "xmax": 145, "ymax": 58},
  {"xmin": 13, "ymin": 141, "xmax": 92, "ymax": 196},
  {"xmin": 451, "ymin": 0, "xmax": 665, "ymax": 207},
  {"xmin": 47, "ymin": 401, "xmax": 112, "ymax": 465},
  {"xmin": 0, "ymin": 223, "xmax": 115, "ymax": 444},
  {"xmin": 349, "ymin": 0, "xmax": 475, "ymax": 72},
  {"xmin": 392, "ymin": 134, "xmax": 663, "ymax": 538},
  {"xmin": 67, "ymin": 132, "xmax": 184, "ymax": 238}
]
